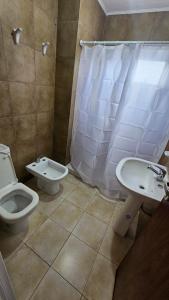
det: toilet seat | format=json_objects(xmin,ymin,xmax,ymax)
[
  {"xmin": 0, "ymin": 144, "xmax": 39, "ymax": 226},
  {"xmin": 0, "ymin": 183, "xmax": 39, "ymax": 223}
]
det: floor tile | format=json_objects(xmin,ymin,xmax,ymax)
[
  {"xmin": 73, "ymin": 213, "xmax": 107, "ymax": 251},
  {"xmin": 99, "ymin": 226, "xmax": 133, "ymax": 266},
  {"xmin": 37, "ymin": 191, "xmax": 64, "ymax": 217},
  {"xmin": 78, "ymin": 181, "xmax": 96, "ymax": 196},
  {"xmin": 53, "ymin": 235, "xmax": 97, "ymax": 292},
  {"xmin": 23, "ymin": 209, "xmax": 48, "ymax": 242},
  {"xmin": 27, "ymin": 219, "xmax": 70, "ymax": 265},
  {"xmin": 66, "ymin": 187, "xmax": 94, "ymax": 210},
  {"xmin": 6, "ymin": 244, "xmax": 48, "ymax": 300},
  {"xmin": 86, "ymin": 195, "xmax": 115, "ymax": 223},
  {"xmin": 0, "ymin": 225, "xmax": 24, "ymax": 259},
  {"xmin": 50, "ymin": 200, "xmax": 82, "ymax": 232},
  {"xmin": 83, "ymin": 254, "xmax": 116, "ymax": 300},
  {"xmin": 110, "ymin": 201, "xmax": 126, "ymax": 226},
  {"xmin": 61, "ymin": 180, "xmax": 77, "ymax": 198},
  {"xmin": 31, "ymin": 268, "xmax": 81, "ymax": 300},
  {"xmin": 65, "ymin": 174, "xmax": 81, "ymax": 186}
]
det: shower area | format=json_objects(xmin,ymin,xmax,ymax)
[
  {"xmin": 70, "ymin": 41, "xmax": 169, "ymax": 199},
  {"xmin": 55, "ymin": 1, "xmax": 169, "ymax": 200}
]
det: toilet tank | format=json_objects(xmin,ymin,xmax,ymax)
[{"xmin": 0, "ymin": 144, "xmax": 18, "ymax": 189}]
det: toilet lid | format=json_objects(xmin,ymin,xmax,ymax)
[{"xmin": 0, "ymin": 152, "xmax": 18, "ymax": 189}]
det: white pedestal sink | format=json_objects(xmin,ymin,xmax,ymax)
[{"xmin": 114, "ymin": 157, "xmax": 168, "ymax": 237}]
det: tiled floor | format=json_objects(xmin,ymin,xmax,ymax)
[{"xmin": 0, "ymin": 174, "xmax": 136, "ymax": 300}]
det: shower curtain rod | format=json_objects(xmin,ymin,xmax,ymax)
[{"xmin": 80, "ymin": 40, "xmax": 169, "ymax": 46}]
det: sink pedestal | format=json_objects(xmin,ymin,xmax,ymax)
[{"xmin": 113, "ymin": 195, "xmax": 143, "ymax": 237}]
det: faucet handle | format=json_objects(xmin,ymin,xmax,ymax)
[
  {"xmin": 157, "ymin": 166, "xmax": 167, "ymax": 177},
  {"xmin": 164, "ymin": 181, "xmax": 169, "ymax": 201}
]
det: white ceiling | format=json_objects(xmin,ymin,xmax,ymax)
[{"xmin": 98, "ymin": 0, "xmax": 169, "ymax": 15}]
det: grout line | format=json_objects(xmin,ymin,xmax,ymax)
[
  {"xmin": 50, "ymin": 267, "xmax": 83, "ymax": 297},
  {"xmin": 49, "ymin": 208, "xmax": 84, "ymax": 234},
  {"xmin": 0, "ymin": 79, "xmax": 55, "ymax": 87},
  {"xmin": 25, "ymin": 243, "xmax": 51, "ymax": 267},
  {"xmin": 28, "ymin": 265, "xmax": 49, "ymax": 300}
]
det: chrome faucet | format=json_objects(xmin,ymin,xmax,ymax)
[
  {"xmin": 147, "ymin": 165, "xmax": 167, "ymax": 181},
  {"xmin": 36, "ymin": 155, "xmax": 44, "ymax": 163}
]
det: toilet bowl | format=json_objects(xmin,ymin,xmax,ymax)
[
  {"xmin": 26, "ymin": 157, "xmax": 68, "ymax": 195},
  {"xmin": 0, "ymin": 144, "xmax": 39, "ymax": 233}
]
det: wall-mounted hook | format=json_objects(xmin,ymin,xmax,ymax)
[
  {"xmin": 11, "ymin": 28, "xmax": 23, "ymax": 45},
  {"xmin": 42, "ymin": 42, "xmax": 50, "ymax": 56}
]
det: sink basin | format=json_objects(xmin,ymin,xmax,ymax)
[
  {"xmin": 114, "ymin": 157, "xmax": 168, "ymax": 237},
  {"xmin": 116, "ymin": 157, "xmax": 167, "ymax": 202}
]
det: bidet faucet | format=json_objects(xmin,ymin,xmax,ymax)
[
  {"xmin": 147, "ymin": 165, "xmax": 167, "ymax": 181},
  {"xmin": 36, "ymin": 155, "xmax": 43, "ymax": 163}
]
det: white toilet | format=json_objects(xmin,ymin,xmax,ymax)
[
  {"xmin": 0, "ymin": 144, "xmax": 39, "ymax": 233},
  {"xmin": 26, "ymin": 157, "xmax": 68, "ymax": 195}
]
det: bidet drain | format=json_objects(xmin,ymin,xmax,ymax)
[{"xmin": 139, "ymin": 185, "xmax": 145, "ymax": 190}]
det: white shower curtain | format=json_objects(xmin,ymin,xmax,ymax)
[{"xmin": 71, "ymin": 44, "xmax": 169, "ymax": 199}]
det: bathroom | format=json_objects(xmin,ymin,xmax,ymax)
[{"xmin": 1, "ymin": 0, "xmax": 169, "ymax": 299}]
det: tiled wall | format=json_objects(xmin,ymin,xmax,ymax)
[
  {"xmin": 0, "ymin": 0, "xmax": 58, "ymax": 179},
  {"xmin": 54, "ymin": 0, "xmax": 80, "ymax": 164},
  {"xmin": 103, "ymin": 12, "xmax": 169, "ymax": 40}
]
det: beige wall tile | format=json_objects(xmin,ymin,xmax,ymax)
[
  {"xmin": 35, "ymin": 85, "xmax": 55, "ymax": 112},
  {"xmin": 103, "ymin": 12, "xmax": 169, "ymax": 41},
  {"xmin": 1, "ymin": 0, "xmax": 34, "ymax": 47},
  {"xmin": 58, "ymin": 0, "xmax": 80, "ymax": 21},
  {"xmin": 53, "ymin": 235, "xmax": 97, "ymax": 292},
  {"xmin": 15, "ymin": 142, "xmax": 37, "ymax": 177},
  {"xmin": 149, "ymin": 12, "xmax": 169, "ymax": 40},
  {"xmin": 0, "ymin": 81, "xmax": 11, "ymax": 117},
  {"xmin": 79, "ymin": 0, "xmax": 105, "ymax": 39},
  {"xmin": 37, "ymin": 135, "xmax": 53, "ymax": 157},
  {"xmin": 37, "ymin": 112, "xmax": 53, "ymax": 138},
  {"xmin": 55, "ymin": 57, "xmax": 74, "ymax": 90},
  {"xmin": 34, "ymin": 0, "xmax": 58, "ymax": 20},
  {"xmin": 35, "ymin": 51, "xmax": 55, "ymax": 84},
  {"xmin": 6, "ymin": 244, "xmax": 48, "ymax": 300},
  {"xmin": 14, "ymin": 114, "xmax": 37, "ymax": 143},
  {"xmin": 0, "ymin": 0, "xmax": 57, "ymax": 180},
  {"xmin": 55, "ymin": 86, "xmax": 71, "ymax": 119},
  {"xmin": 31, "ymin": 268, "xmax": 81, "ymax": 300},
  {"xmin": 5, "ymin": 38, "xmax": 35, "ymax": 83},
  {"xmin": 57, "ymin": 21, "xmax": 78, "ymax": 58},
  {"xmin": 0, "ymin": 117, "xmax": 15, "ymax": 146},
  {"xmin": 34, "ymin": 5, "xmax": 56, "ymax": 56},
  {"xmin": 0, "ymin": 25, "xmax": 7, "ymax": 80},
  {"xmin": 10, "ymin": 82, "xmax": 36, "ymax": 115}
]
